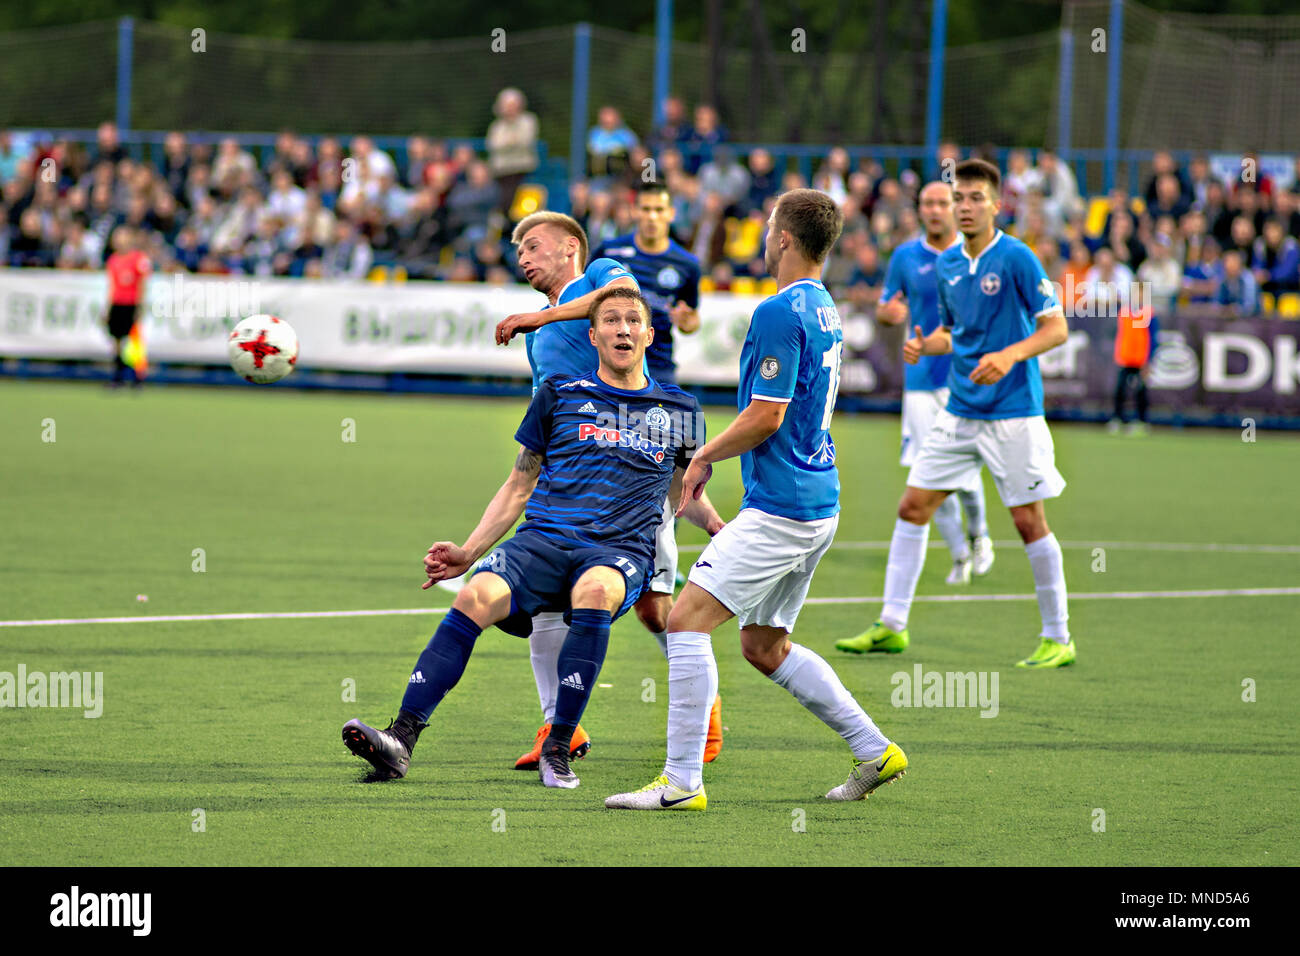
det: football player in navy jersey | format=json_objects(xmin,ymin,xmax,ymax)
[
  {"xmin": 593, "ymin": 182, "xmax": 725, "ymax": 762},
  {"xmin": 592, "ymin": 181, "xmax": 702, "ymax": 387},
  {"xmin": 343, "ymin": 287, "xmax": 723, "ymax": 790}
]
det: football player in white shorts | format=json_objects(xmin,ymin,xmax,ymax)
[
  {"xmin": 837, "ymin": 159, "xmax": 1074, "ymax": 669},
  {"xmin": 607, "ymin": 189, "xmax": 907, "ymax": 811},
  {"xmin": 874, "ymin": 181, "xmax": 993, "ymax": 585}
]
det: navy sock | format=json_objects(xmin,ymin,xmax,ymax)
[
  {"xmin": 552, "ymin": 608, "xmax": 612, "ymax": 734},
  {"xmin": 399, "ymin": 607, "xmax": 482, "ymax": 722}
]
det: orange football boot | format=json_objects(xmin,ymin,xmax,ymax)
[
  {"xmin": 514, "ymin": 722, "xmax": 591, "ymax": 770},
  {"xmin": 703, "ymin": 695, "xmax": 723, "ymax": 763}
]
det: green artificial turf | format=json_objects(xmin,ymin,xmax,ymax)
[{"xmin": 1, "ymin": 379, "xmax": 1296, "ymax": 865}]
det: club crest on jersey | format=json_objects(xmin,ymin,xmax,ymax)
[
  {"xmin": 656, "ymin": 266, "xmax": 682, "ymax": 289},
  {"xmin": 980, "ymin": 273, "xmax": 1001, "ymax": 295},
  {"xmin": 645, "ymin": 406, "xmax": 671, "ymax": 431},
  {"xmin": 577, "ymin": 422, "xmax": 667, "ymax": 463},
  {"xmin": 760, "ymin": 356, "xmax": 781, "ymax": 379}
]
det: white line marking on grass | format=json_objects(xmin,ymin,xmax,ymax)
[
  {"xmin": 0, "ymin": 608, "xmax": 447, "ymax": 628},
  {"xmin": 804, "ymin": 587, "xmax": 1300, "ymax": 606},
  {"xmin": 680, "ymin": 540, "xmax": 1300, "ymax": 554},
  {"xmin": 4, "ymin": 587, "xmax": 1298, "ymax": 628}
]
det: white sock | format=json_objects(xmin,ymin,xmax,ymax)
[
  {"xmin": 770, "ymin": 644, "xmax": 890, "ymax": 759},
  {"xmin": 651, "ymin": 629, "xmax": 669, "ymax": 660},
  {"xmin": 529, "ymin": 611, "xmax": 568, "ymax": 722},
  {"xmin": 881, "ymin": 518, "xmax": 930, "ymax": 631},
  {"xmin": 957, "ymin": 485, "xmax": 988, "ymax": 538},
  {"xmin": 1025, "ymin": 533, "xmax": 1070, "ymax": 642},
  {"xmin": 664, "ymin": 630, "xmax": 717, "ymax": 791},
  {"xmin": 932, "ymin": 496, "xmax": 970, "ymax": 561}
]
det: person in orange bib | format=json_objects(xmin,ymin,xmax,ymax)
[{"xmin": 1109, "ymin": 304, "xmax": 1159, "ymax": 435}]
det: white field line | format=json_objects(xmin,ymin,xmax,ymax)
[
  {"xmin": 680, "ymin": 540, "xmax": 1300, "ymax": 554},
  {"xmin": 3, "ymin": 587, "xmax": 1298, "ymax": 628}
]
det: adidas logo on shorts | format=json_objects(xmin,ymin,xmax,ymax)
[
  {"xmin": 409, "ymin": 670, "xmax": 426, "ymax": 684},
  {"xmin": 560, "ymin": 671, "xmax": 586, "ymax": 691},
  {"xmin": 579, "ymin": 401, "xmax": 597, "ymax": 414}
]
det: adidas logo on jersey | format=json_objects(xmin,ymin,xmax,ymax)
[
  {"xmin": 579, "ymin": 401, "xmax": 598, "ymax": 414},
  {"xmin": 560, "ymin": 672, "xmax": 586, "ymax": 691},
  {"xmin": 409, "ymin": 670, "xmax": 426, "ymax": 684}
]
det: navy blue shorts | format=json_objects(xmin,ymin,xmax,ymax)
[{"xmin": 475, "ymin": 530, "xmax": 650, "ymax": 637}]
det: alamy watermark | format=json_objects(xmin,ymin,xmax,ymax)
[
  {"xmin": 891, "ymin": 664, "xmax": 999, "ymax": 718},
  {"xmin": 0, "ymin": 665, "xmax": 103, "ymax": 718}
]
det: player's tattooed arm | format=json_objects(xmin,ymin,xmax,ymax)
[
  {"xmin": 514, "ymin": 446, "xmax": 545, "ymax": 478},
  {"xmin": 455, "ymin": 446, "xmax": 544, "ymax": 566}
]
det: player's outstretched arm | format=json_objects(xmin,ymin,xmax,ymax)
[
  {"xmin": 670, "ymin": 467, "xmax": 725, "ymax": 535},
  {"xmin": 422, "ymin": 446, "xmax": 543, "ymax": 588},
  {"xmin": 495, "ymin": 276, "xmax": 639, "ymax": 344},
  {"xmin": 675, "ymin": 399, "xmax": 786, "ymax": 517},
  {"xmin": 969, "ymin": 309, "xmax": 1068, "ymax": 385}
]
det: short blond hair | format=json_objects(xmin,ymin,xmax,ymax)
[{"xmin": 511, "ymin": 211, "xmax": 589, "ymax": 269}]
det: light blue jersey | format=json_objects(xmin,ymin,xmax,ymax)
[
  {"xmin": 527, "ymin": 257, "xmax": 635, "ymax": 390},
  {"xmin": 881, "ymin": 236, "xmax": 960, "ymax": 392},
  {"xmin": 936, "ymin": 231, "xmax": 1061, "ymax": 420},
  {"xmin": 738, "ymin": 279, "xmax": 842, "ymax": 521}
]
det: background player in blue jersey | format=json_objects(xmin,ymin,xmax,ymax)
[
  {"xmin": 607, "ymin": 189, "xmax": 907, "ymax": 812},
  {"xmin": 869, "ymin": 181, "xmax": 993, "ymax": 588},
  {"xmin": 591, "ymin": 180, "xmax": 724, "ymax": 762},
  {"xmin": 343, "ymin": 287, "xmax": 722, "ymax": 789},
  {"xmin": 845, "ymin": 159, "xmax": 1075, "ymax": 669}
]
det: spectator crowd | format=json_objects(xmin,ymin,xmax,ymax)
[{"xmin": 3, "ymin": 100, "xmax": 1299, "ymax": 320}]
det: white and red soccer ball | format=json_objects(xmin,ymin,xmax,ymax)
[{"xmin": 228, "ymin": 314, "xmax": 299, "ymax": 384}]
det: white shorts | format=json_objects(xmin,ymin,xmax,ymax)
[
  {"xmin": 900, "ymin": 388, "xmax": 947, "ymax": 467},
  {"xmin": 902, "ymin": 390, "xmax": 982, "ymax": 493},
  {"xmin": 907, "ymin": 409, "xmax": 1066, "ymax": 508},
  {"xmin": 649, "ymin": 496, "xmax": 677, "ymax": 595},
  {"xmin": 687, "ymin": 507, "xmax": 838, "ymax": 631}
]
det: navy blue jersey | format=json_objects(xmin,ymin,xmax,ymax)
[
  {"xmin": 514, "ymin": 370, "xmax": 706, "ymax": 564},
  {"xmin": 739, "ymin": 279, "xmax": 842, "ymax": 521},
  {"xmin": 936, "ymin": 230, "xmax": 1062, "ymax": 420},
  {"xmin": 592, "ymin": 234, "xmax": 701, "ymax": 381}
]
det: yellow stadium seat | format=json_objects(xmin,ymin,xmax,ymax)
[
  {"xmin": 732, "ymin": 276, "xmax": 757, "ymax": 295},
  {"xmin": 1261, "ymin": 292, "xmax": 1276, "ymax": 313},
  {"xmin": 510, "ymin": 184, "xmax": 548, "ymax": 222},
  {"xmin": 759, "ymin": 277, "xmax": 779, "ymax": 295},
  {"xmin": 1277, "ymin": 293, "xmax": 1300, "ymax": 318},
  {"xmin": 723, "ymin": 216, "xmax": 763, "ymax": 263},
  {"xmin": 367, "ymin": 266, "xmax": 388, "ymax": 282},
  {"xmin": 390, "ymin": 265, "xmax": 408, "ymax": 283},
  {"xmin": 699, "ymin": 277, "xmax": 716, "ymax": 293},
  {"xmin": 1084, "ymin": 197, "xmax": 1110, "ymax": 238}
]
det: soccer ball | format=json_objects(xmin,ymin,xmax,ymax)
[{"xmin": 228, "ymin": 314, "xmax": 299, "ymax": 384}]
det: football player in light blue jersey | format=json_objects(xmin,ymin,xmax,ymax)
[
  {"xmin": 873, "ymin": 181, "xmax": 994, "ymax": 587},
  {"xmin": 497, "ymin": 211, "xmax": 638, "ymax": 391},
  {"xmin": 843, "ymin": 158, "xmax": 1075, "ymax": 670},
  {"xmin": 608, "ymin": 189, "xmax": 907, "ymax": 812}
]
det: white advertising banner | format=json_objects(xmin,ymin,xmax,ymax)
[{"xmin": 0, "ymin": 268, "xmax": 761, "ymax": 386}]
